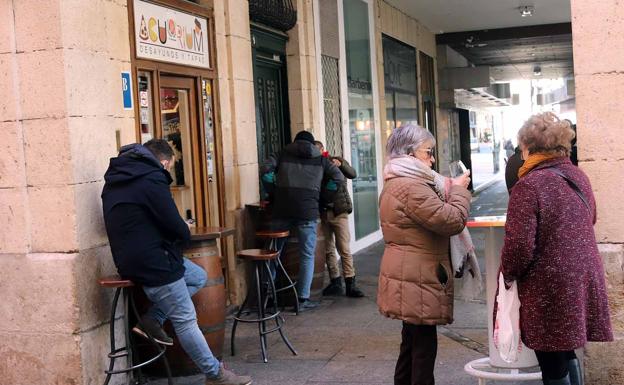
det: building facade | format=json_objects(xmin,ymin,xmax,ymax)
[{"xmin": 0, "ymin": 0, "xmax": 622, "ymax": 384}]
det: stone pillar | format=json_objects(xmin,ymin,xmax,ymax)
[
  {"xmin": 212, "ymin": 0, "xmax": 258, "ymax": 305},
  {"xmin": 287, "ymin": 0, "xmax": 321, "ymax": 139},
  {"xmin": 571, "ymin": 0, "xmax": 624, "ymax": 383},
  {"xmin": 0, "ymin": 0, "xmax": 131, "ymax": 384}
]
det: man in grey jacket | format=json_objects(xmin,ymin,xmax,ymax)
[{"xmin": 315, "ymin": 141, "xmax": 364, "ymax": 298}]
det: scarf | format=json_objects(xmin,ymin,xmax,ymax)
[
  {"xmin": 383, "ymin": 156, "xmax": 483, "ymax": 298},
  {"xmin": 518, "ymin": 153, "xmax": 560, "ymax": 178}
]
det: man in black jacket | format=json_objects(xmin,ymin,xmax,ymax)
[
  {"xmin": 102, "ymin": 140, "xmax": 251, "ymax": 385},
  {"xmin": 261, "ymin": 131, "xmax": 344, "ymax": 310},
  {"xmin": 314, "ymin": 141, "xmax": 364, "ymax": 298}
]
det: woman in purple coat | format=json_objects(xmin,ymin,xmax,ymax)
[{"xmin": 501, "ymin": 112, "xmax": 612, "ymax": 385}]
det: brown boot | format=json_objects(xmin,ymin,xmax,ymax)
[{"xmin": 205, "ymin": 366, "xmax": 252, "ymax": 385}]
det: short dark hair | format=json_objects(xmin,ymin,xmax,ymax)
[
  {"xmin": 314, "ymin": 140, "xmax": 324, "ymax": 149},
  {"xmin": 144, "ymin": 139, "xmax": 174, "ymax": 161}
]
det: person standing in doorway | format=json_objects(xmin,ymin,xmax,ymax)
[
  {"xmin": 261, "ymin": 131, "xmax": 345, "ymax": 311},
  {"xmin": 313, "ymin": 141, "xmax": 364, "ymax": 298},
  {"xmin": 102, "ymin": 140, "xmax": 252, "ymax": 385}
]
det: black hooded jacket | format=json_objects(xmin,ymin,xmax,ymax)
[
  {"xmin": 261, "ymin": 140, "xmax": 344, "ymax": 220},
  {"xmin": 101, "ymin": 144, "xmax": 190, "ymax": 287}
]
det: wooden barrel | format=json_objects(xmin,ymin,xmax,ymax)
[
  {"xmin": 278, "ymin": 223, "xmax": 326, "ymax": 305},
  {"xmin": 136, "ymin": 239, "xmax": 226, "ymax": 376}
]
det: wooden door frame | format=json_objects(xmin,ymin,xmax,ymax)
[
  {"xmin": 159, "ymin": 76, "xmax": 205, "ymax": 224},
  {"xmin": 127, "ymin": 0, "xmax": 225, "ymax": 229}
]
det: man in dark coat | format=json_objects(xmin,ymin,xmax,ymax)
[
  {"xmin": 261, "ymin": 131, "xmax": 344, "ymax": 310},
  {"xmin": 505, "ymin": 146, "xmax": 524, "ymax": 192},
  {"xmin": 314, "ymin": 141, "xmax": 364, "ymax": 298},
  {"xmin": 102, "ymin": 140, "xmax": 251, "ymax": 385}
]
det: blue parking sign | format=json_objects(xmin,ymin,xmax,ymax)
[{"xmin": 121, "ymin": 72, "xmax": 133, "ymax": 110}]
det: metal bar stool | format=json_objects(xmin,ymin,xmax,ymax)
[
  {"xmin": 98, "ymin": 276, "xmax": 173, "ymax": 385},
  {"xmin": 230, "ymin": 249, "xmax": 297, "ymax": 363},
  {"xmin": 255, "ymin": 230, "xmax": 299, "ymax": 314}
]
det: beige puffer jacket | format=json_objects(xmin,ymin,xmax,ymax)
[{"xmin": 377, "ymin": 176, "xmax": 471, "ymax": 325}]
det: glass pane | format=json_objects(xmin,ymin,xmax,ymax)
[
  {"xmin": 202, "ymin": 79, "xmax": 219, "ymax": 226},
  {"xmin": 160, "ymin": 87, "xmax": 196, "ymax": 221},
  {"xmin": 138, "ymin": 71, "xmax": 154, "ymax": 144},
  {"xmin": 382, "ymin": 35, "xmax": 418, "ymax": 128},
  {"xmin": 395, "ymin": 92, "xmax": 418, "ymax": 127},
  {"xmin": 344, "ymin": 0, "xmax": 379, "ymax": 239}
]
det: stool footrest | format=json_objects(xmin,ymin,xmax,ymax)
[
  {"xmin": 275, "ymin": 283, "xmax": 296, "ymax": 293},
  {"xmin": 108, "ymin": 347, "xmax": 129, "ymax": 358},
  {"xmin": 234, "ymin": 311, "xmax": 280, "ymax": 323},
  {"xmin": 105, "ymin": 349, "xmax": 167, "ymax": 375},
  {"xmin": 261, "ymin": 323, "xmax": 285, "ymax": 336}
]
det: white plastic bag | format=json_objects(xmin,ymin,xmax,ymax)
[{"xmin": 493, "ymin": 272, "xmax": 522, "ymax": 363}]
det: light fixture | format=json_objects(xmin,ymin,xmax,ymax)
[
  {"xmin": 533, "ymin": 65, "xmax": 542, "ymax": 76},
  {"xmin": 519, "ymin": 5, "xmax": 535, "ymax": 17}
]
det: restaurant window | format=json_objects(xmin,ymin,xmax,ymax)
[
  {"xmin": 419, "ymin": 51, "xmax": 436, "ymax": 137},
  {"xmin": 344, "ymin": 0, "xmax": 379, "ymax": 239},
  {"xmin": 382, "ymin": 35, "xmax": 418, "ymax": 131},
  {"xmin": 138, "ymin": 71, "xmax": 155, "ymax": 144}
]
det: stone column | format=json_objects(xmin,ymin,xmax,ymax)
[
  {"xmin": 213, "ymin": 0, "xmax": 259, "ymax": 305},
  {"xmin": 287, "ymin": 0, "xmax": 321, "ymax": 139},
  {"xmin": 0, "ymin": 0, "xmax": 132, "ymax": 384},
  {"xmin": 571, "ymin": 0, "xmax": 624, "ymax": 383}
]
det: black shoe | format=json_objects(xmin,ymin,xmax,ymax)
[
  {"xmin": 295, "ymin": 298, "xmax": 320, "ymax": 312},
  {"xmin": 322, "ymin": 277, "xmax": 344, "ymax": 296},
  {"xmin": 132, "ymin": 316, "xmax": 173, "ymax": 346},
  {"xmin": 345, "ymin": 276, "xmax": 365, "ymax": 298},
  {"xmin": 567, "ymin": 358, "xmax": 583, "ymax": 385}
]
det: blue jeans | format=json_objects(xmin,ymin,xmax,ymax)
[
  {"xmin": 143, "ymin": 258, "xmax": 220, "ymax": 377},
  {"xmin": 272, "ymin": 218, "xmax": 318, "ymax": 299}
]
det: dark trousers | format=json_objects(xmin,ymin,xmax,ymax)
[
  {"xmin": 394, "ymin": 322, "xmax": 437, "ymax": 385},
  {"xmin": 535, "ymin": 350, "xmax": 577, "ymax": 381}
]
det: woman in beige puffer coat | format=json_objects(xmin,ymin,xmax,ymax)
[{"xmin": 377, "ymin": 124, "xmax": 471, "ymax": 385}]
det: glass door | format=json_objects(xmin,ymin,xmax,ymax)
[
  {"xmin": 343, "ymin": 0, "xmax": 379, "ymax": 240},
  {"xmin": 159, "ymin": 76, "xmax": 201, "ymax": 223}
]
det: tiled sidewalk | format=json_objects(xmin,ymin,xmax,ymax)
[{"xmin": 146, "ymin": 238, "xmax": 540, "ymax": 385}]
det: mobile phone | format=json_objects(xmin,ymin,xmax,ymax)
[{"xmin": 449, "ymin": 161, "xmax": 468, "ymax": 177}]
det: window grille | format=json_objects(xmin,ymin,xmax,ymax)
[{"xmin": 322, "ymin": 55, "xmax": 343, "ymax": 157}]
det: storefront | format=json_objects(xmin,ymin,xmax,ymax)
[{"xmin": 128, "ymin": 0, "xmax": 223, "ymax": 229}]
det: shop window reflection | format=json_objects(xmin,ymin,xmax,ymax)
[
  {"xmin": 138, "ymin": 71, "xmax": 155, "ymax": 143},
  {"xmin": 344, "ymin": 0, "xmax": 380, "ymax": 239},
  {"xmin": 160, "ymin": 88, "xmax": 196, "ymax": 221}
]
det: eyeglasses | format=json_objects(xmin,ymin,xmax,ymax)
[{"xmin": 419, "ymin": 148, "xmax": 435, "ymax": 158}]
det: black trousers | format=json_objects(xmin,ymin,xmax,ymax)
[
  {"xmin": 535, "ymin": 350, "xmax": 577, "ymax": 382},
  {"xmin": 394, "ymin": 322, "xmax": 437, "ymax": 385}
]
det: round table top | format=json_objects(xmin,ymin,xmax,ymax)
[{"xmin": 189, "ymin": 226, "xmax": 235, "ymax": 241}]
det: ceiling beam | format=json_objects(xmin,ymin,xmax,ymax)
[{"xmin": 436, "ymin": 23, "xmax": 572, "ymax": 45}]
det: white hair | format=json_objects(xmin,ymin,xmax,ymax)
[{"xmin": 386, "ymin": 124, "xmax": 435, "ymax": 159}]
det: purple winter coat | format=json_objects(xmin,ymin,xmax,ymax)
[{"xmin": 501, "ymin": 157, "xmax": 613, "ymax": 351}]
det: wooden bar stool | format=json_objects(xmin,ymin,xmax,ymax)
[
  {"xmin": 98, "ymin": 276, "xmax": 173, "ymax": 385},
  {"xmin": 230, "ymin": 249, "xmax": 297, "ymax": 363},
  {"xmin": 255, "ymin": 230, "xmax": 299, "ymax": 313}
]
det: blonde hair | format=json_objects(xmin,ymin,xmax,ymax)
[{"xmin": 517, "ymin": 112, "xmax": 575, "ymax": 156}]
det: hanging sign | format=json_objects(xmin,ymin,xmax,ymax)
[
  {"xmin": 121, "ymin": 71, "xmax": 133, "ymax": 110},
  {"xmin": 133, "ymin": 0, "xmax": 210, "ymax": 69}
]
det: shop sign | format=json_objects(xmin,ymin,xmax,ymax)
[
  {"xmin": 133, "ymin": 0, "xmax": 210, "ymax": 69},
  {"xmin": 121, "ymin": 71, "xmax": 133, "ymax": 110}
]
